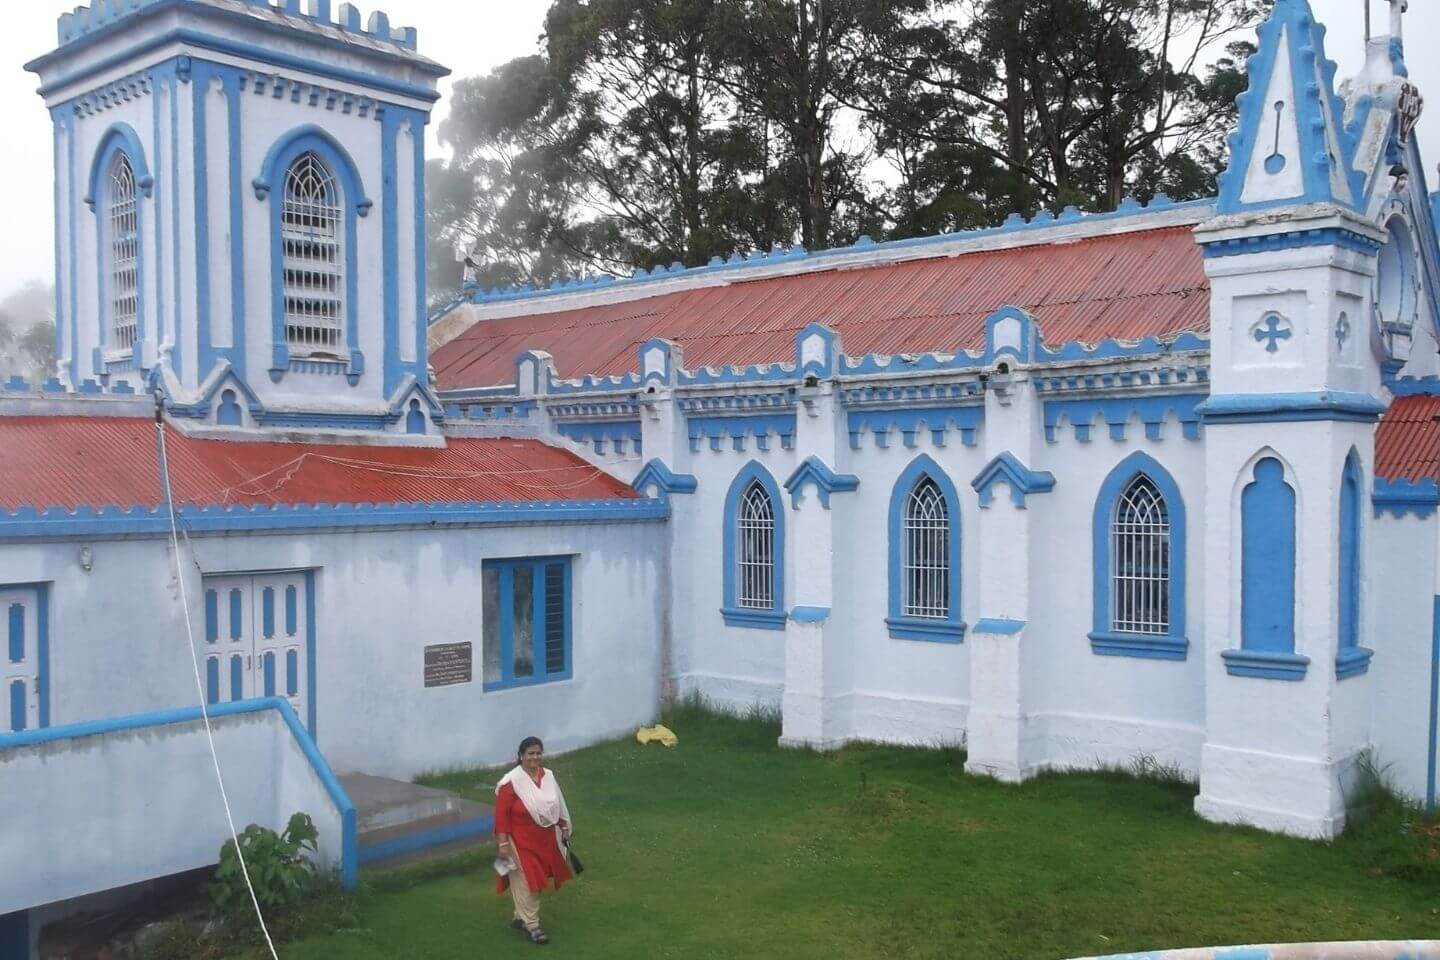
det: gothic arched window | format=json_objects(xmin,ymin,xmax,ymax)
[
  {"xmin": 886, "ymin": 455, "xmax": 963, "ymax": 642},
  {"xmin": 281, "ymin": 152, "xmax": 344, "ymax": 356},
  {"xmin": 721, "ymin": 462, "xmax": 785, "ymax": 629},
  {"xmin": 902, "ymin": 477, "xmax": 950, "ymax": 619},
  {"xmin": 108, "ymin": 153, "xmax": 139, "ymax": 353}
]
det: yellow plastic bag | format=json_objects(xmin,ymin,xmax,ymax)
[{"xmin": 636, "ymin": 724, "xmax": 678, "ymax": 747}]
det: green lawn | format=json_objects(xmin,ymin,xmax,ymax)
[{"xmin": 256, "ymin": 705, "xmax": 1440, "ymax": 960}]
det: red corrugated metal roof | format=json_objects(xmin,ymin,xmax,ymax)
[
  {"xmin": 0, "ymin": 417, "xmax": 638, "ymax": 510},
  {"xmin": 1376, "ymin": 395, "xmax": 1440, "ymax": 482},
  {"xmin": 433, "ymin": 225, "xmax": 1209, "ymax": 389}
]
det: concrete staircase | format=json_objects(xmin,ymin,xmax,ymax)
[{"xmin": 339, "ymin": 773, "xmax": 494, "ymax": 871}]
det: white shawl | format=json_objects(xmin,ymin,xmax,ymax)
[{"xmin": 496, "ymin": 765, "xmax": 572, "ymax": 831}]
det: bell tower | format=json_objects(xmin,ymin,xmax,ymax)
[{"xmin": 26, "ymin": 0, "xmax": 449, "ymax": 437}]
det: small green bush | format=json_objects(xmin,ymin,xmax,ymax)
[{"xmin": 209, "ymin": 812, "xmax": 320, "ymax": 922}]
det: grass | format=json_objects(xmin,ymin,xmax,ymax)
[{"xmin": 223, "ymin": 699, "xmax": 1440, "ymax": 960}]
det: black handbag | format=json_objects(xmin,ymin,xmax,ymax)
[{"xmin": 567, "ymin": 848, "xmax": 585, "ymax": 875}]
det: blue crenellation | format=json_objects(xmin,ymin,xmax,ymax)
[{"xmin": 56, "ymin": 0, "xmax": 421, "ymax": 53}]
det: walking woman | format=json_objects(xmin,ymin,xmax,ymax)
[{"xmin": 494, "ymin": 736, "xmax": 573, "ymax": 945}]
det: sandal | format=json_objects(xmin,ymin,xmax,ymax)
[{"xmin": 528, "ymin": 927, "xmax": 550, "ymax": 945}]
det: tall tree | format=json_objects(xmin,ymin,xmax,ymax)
[{"xmin": 0, "ymin": 281, "xmax": 56, "ymax": 383}]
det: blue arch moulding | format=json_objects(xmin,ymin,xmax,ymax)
[
  {"xmin": 970, "ymin": 451, "xmax": 1055, "ymax": 509},
  {"xmin": 887, "ymin": 454, "xmax": 965, "ymax": 642},
  {"xmin": 254, "ymin": 123, "xmax": 372, "ymax": 385},
  {"xmin": 632, "ymin": 459, "xmax": 697, "ymax": 502},
  {"xmin": 1336, "ymin": 450, "xmax": 1372, "ymax": 680},
  {"xmin": 86, "ymin": 121, "xmax": 153, "ymax": 379},
  {"xmin": 783, "ymin": 456, "xmax": 859, "ymax": 509},
  {"xmin": 721, "ymin": 461, "xmax": 787, "ymax": 630},
  {"xmin": 1088, "ymin": 452, "xmax": 1188, "ymax": 661},
  {"xmin": 1224, "ymin": 456, "xmax": 1308, "ymax": 680}
]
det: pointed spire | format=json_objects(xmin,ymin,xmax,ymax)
[{"xmin": 1216, "ymin": 0, "xmax": 1363, "ymax": 214}]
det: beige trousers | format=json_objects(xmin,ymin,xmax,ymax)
[{"xmin": 509, "ymin": 868, "xmax": 541, "ymax": 929}]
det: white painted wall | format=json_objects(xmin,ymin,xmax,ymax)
[
  {"xmin": 0, "ymin": 519, "xmax": 667, "ymax": 779},
  {"xmin": 0, "ymin": 706, "xmax": 343, "ymax": 916}
]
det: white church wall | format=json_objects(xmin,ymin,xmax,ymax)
[
  {"xmin": 672, "ymin": 443, "xmax": 798, "ymax": 712},
  {"xmin": 1027, "ymin": 429, "xmax": 1209, "ymax": 775},
  {"xmin": 0, "ymin": 519, "xmax": 666, "ymax": 780},
  {"xmin": 1369, "ymin": 512, "xmax": 1438, "ymax": 802}
]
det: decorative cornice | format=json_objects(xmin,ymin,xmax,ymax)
[
  {"xmin": 1197, "ymin": 391, "xmax": 1386, "ymax": 424},
  {"xmin": 1043, "ymin": 394, "xmax": 1206, "ymax": 443},
  {"xmin": 632, "ymin": 460, "xmax": 698, "ymax": 500},
  {"xmin": 847, "ymin": 406, "xmax": 983, "ymax": 450},
  {"xmin": 1200, "ymin": 227, "xmax": 1383, "ymax": 258},
  {"xmin": 688, "ymin": 414, "xmax": 797, "ymax": 453},
  {"xmin": 1372, "ymin": 478, "xmax": 1439, "ymax": 519}
]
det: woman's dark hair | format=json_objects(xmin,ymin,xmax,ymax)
[{"xmin": 517, "ymin": 736, "xmax": 544, "ymax": 760}]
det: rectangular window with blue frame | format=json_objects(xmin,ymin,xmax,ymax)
[{"xmin": 482, "ymin": 557, "xmax": 573, "ymax": 690}]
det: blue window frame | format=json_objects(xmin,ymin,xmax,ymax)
[
  {"xmin": 721, "ymin": 462, "xmax": 786, "ymax": 630},
  {"xmin": 1089, "ymin": 453, "xmax": 1188, "ymax": 660},
  {"xmin": 1336, "ymin": 450, "xmax": 1372, "ymax": 679},
  {"xmin": 483, "ymin": 557, "xmax": 573, "ymax": 690},
  {"xmin": 887, "ymin": 455, "xmax": 964, "ymax": 642}
]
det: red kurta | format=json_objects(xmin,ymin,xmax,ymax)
[{"xmin": 494, "ymin": 771, "xmax": 573, "ymax": 895}]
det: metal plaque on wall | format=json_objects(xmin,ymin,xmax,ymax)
[{"xmin": 423, "ymin": 642, "xmax": 473, "ymax": 687}]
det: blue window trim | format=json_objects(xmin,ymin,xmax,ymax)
[
  {"xmin": 721, "ymin": 462, "xmax": 786, "ymax": 630},
  {"xmin": 1088, "ymin": 452, "xmax": 1188, "ymax": 661},
  {"xmin": 1337, "ymin": 450, "xmax": 1373, "ymax": 679},
  {"xmin": 887, "ymin": 454, "xmax": 965, "ymax": 643},
  {"xmin": 87, "ymin": 123, "xmax": 152, "ymax": 376},
  {"xmin": 482, "ymin": 557, "xmax": 573, "ymax": 691},
  {"xmin": 253, "ymin": 125, "xmax": 371, "ymax": 385}
]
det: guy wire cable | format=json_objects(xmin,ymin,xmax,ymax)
[{"xmin": 151, "ymin": 389, "xmax": 281, "ymax": 960}]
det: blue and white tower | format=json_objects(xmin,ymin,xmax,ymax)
[
  {"xmin": 26, "ymin": 0, "xmax": 449, "ymax": 436},
  {"xmin": 1192, "ymin": 0, "xmax": 1437, "ymax": 836}
]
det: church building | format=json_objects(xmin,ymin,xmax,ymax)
[{"xmin": 2, "ymin": 0, "xmax": 1439, "ymax": 954}]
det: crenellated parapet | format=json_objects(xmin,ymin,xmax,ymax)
[{"xmin": 57, "ymin": 0, "xmax": 423, "ymax": 54}]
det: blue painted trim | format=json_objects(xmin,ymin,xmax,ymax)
[
  {"xmin": 1371, "ymin": 478, "xmax": 1438, "ymax": 519},
  {"xmin": 794, "ymin": 322, "xmax": 840, "ymax": 379},
  {"xmin": 888, "ymin": 454, "xmax": 965, "ymax": 643},
  {"xmin": 0, "ymin": 697, "xmax": 358, "ymax": 890},
  {"xmin": 788, "ymin": 606, "xmax": 830, "ymax": 623},
  {"xmin": 690, "ymin": 414, "xmax": 796, "ymax": 453},
  {"xmin": 1240, "ymin": 457, "xmax": 1297, "ymax": 662},
  {"xmin": 84, "ymin": 122, "xmax": 153, "ymax": 211},
  {"xmin": 412, "ymin": 114, "xmax": 428, "ymax": 388},
  {"xmin": 1201, "ymin": 228, "xmax": 1382, "ymax": 259},
  {"xmin": 1386, "ymin": 375, "xmax": 1440, "ymax": 396},
  {"xmin": 31, "ymin": 23, "xmax": 446, "ymax": 97},
  {"xmin": 1044, "ymin": 395, "xmax": 1205, "ymax": 443},
  {"xmin": 168, "ymin": 74, "xmax": 182, "ymax": 379},
  {"xmin": 721, "ymin": 462, "xmax": 786, "ymax": 630},
  {"xmin": 151, "ymin": 70, "xmax": 165, "ymax": 363},
  {"xmin": 1198, "ymin": 392, "xmax": 1386, "ymax": 424},
  {"xmin": 381, "ymin": 109, "xmax": 401, "ymax": 395},
  {"xmin": 358, "ymin": 813, "xmax": 495, "ymax": 865},
  {"xmin": 1221, "ymin": 648, "xmax": 1310, "ymax": 681},
  {"xmin": 631, "ymin": 459, "xmax": 698, "ymax": 500},
  {"xmin": 36, "ymin": 584, "xmax": 49, "ymax": 729},
  {"xmin": 256, "ymin": 125, "xmax": 371, "ymax": 382},
  {"xmin": 52, "ymin": 118, "xmax": 65, "ymax": 377},
  {"xmin": 1337, "ymin": 450, "xmax": 1366, "ymax": 678},
  {"xmin": 193, "ymin": 63, "xmax": 214, "ymax": 374},
  {"xmin": 1089, "ymin": 453, "xmax": 1188, "ymax": 662},
  {"xmin": 783, "ymin": 456, "xmax": 859, "ymax": 509},
  {"xmin": 224, "ymin": 73, "xmax": 246, "ymax": 381},
  {"xmin": 974, "ymin": 618, "xmax": 1024, "ymax": 635},
  {"xmin": 0, "ymin": 499, "xmax": 669, "ymax": 540},
  {"xmin": 847, "ymin": 405, "xmax": 983, "ymax": 450},
  {"xmin": 1215, "ymin": 0, "xmax": 1362, "ymax": 213},
  {"xmin": 971, "ymin": 451, "xmax": 1056, "ymax": 509},
  {"xmin": 1428, "ymin": 595, "xmax": 1439, "ymax": 818}
]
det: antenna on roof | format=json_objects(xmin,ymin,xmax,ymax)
[{"xmin": 1364, "ymin": 0, "xmax": 1371, "ymax": 42}]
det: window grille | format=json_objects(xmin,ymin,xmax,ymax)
[
  {"xmin": 108, "ymin": 154, "xmax": 138, "ymax": 353},
  {"xmin": 903, "ymin": 477, "xmax": 949, "ymax": 618},
  {"xmin": 281, "ymin": 152, "xmax": 344, "ymax": 356},
  {"xmin": 1110, "ymin": 475, "xmax": 1170, "ymax": 634},
  {"xmin": 736, "ymin": 481, "xmax": 775, "ymax": 609}
]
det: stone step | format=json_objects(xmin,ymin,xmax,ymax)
[{"xmin": 339, "ymin": 772, "xmax": 469, "ymax": 833}]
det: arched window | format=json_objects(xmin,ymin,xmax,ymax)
[
  {"xmin": 887, "ymin": 455, "xmax": 963, "ymax": 642},
  {"xmin": 1336, "ymin": 451, "xmax": 1372, "ymax": 679},
  {"xmin": 1090, "ymin": 453, "xmax": 1187, "ymax": 660},
  {"xmin": 903, "ymin": 477, "xmax": 950, "ymax": 619},
  {"xmin": 1111, "ymin": 475, "xmax": 1170, "ymax": 635},
  {"xmin": 281, "ymin": 152, "xmax": 344, "ymax": 356},
  {"xmin": 721, "ymin": 462, "xmax": 785, "ymax": 629},
  {"xmin": 736, "ymin": 481, "xmax": 775, "ymax": 609},
  {"xmin": 108, "ymin": 152, "xmax": 139, "ymax": 353}
]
